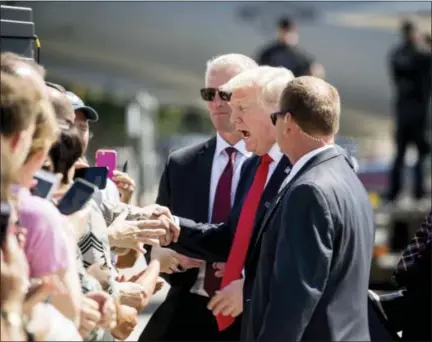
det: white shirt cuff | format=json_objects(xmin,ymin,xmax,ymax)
[{"xmin": 173, "ymin": 215, "xmax": 180, "ymax": 226}]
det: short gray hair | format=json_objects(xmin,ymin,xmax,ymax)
[{"xmin": 205, "ymin": 53, "xmax": 258, "ymax": 84}]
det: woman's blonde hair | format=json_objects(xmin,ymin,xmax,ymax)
[
  {"xmin": 220, "ymin": 66, "xmax": 295, "ymax": 111},
  {"xmin": 25, "ymin": 97, "xmax": 59, "ymax": 162},
  {"xmin": 0, "ymin": 137, "xmax": 17, "ymax": 202}
]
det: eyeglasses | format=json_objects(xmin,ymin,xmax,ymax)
[
  {"xmin": 270, "ymin": 111, "xmax": 287, "ymax": 126},
  {"xmin": 200, "ymin": 88, "xmax": 232, "ymax": 102},
  {"xmin": 45, "ymin": 81, "xmax": 66, "ymax": 93}
]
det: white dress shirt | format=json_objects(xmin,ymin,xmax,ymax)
[
  {"xmin": 279, "ymin": 145, "xmax": 334, "ymax": 191},
  {"xmin": 191, "ymin": 134, "xmax": 251, "ymax": 297},
  {"xmin": 265, "ymin": 143, "xmax": 285, "ymax": 186}
]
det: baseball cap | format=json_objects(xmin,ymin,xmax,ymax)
[{"xmin": 66, "ymin": 91, "xmax": 99, "ymax": 122}]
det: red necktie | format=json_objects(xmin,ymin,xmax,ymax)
[
  {"xmin": 217, "ymin": 154, "xmax": 273, "ymax": 331},
  {"xmin": 204, "ymin": 147, "xmax": 236, "ymax": 297}
]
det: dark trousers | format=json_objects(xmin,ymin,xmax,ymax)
[
  {"xmin": 140, "ymin": 290, "xmax": 241, "ymax": 341},
  {"xmin": 389, "ymin": 122, "xmax": 430, "ymax": 200}
]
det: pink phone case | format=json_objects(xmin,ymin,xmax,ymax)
[{"xmin": 95, "ymin": 150, "xmax": 117, "ymax": 180}]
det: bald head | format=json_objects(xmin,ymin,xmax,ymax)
[
  {"xmin": 280, "ymin": 76, "xmax": 340, "ymax": 136},
  {"xmin": 46, "ymin": 86, "xmax": 75, "ymax": 125}
]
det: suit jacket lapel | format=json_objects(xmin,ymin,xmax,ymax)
[
  {"xmin": 233, "ymin": 156, "xmax": 260, "ymax": 207},
  {"xmin": 193, "ymin": 136, "xmax": 216, "ymax": 222},
  {"xmin": 251, "ymin": 148, "xmax": 341, "ymax": 253},
  {"xmin": 250, "ymin": 157, "xmax": 291, "ymax": 238}
]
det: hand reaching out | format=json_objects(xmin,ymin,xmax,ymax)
[
  {"xmin": 78, "ymin": 294, "xmax": 102, "ymax": 339},
  {"xmin": 117, "ymin": 281, "xmax": 147, "ymax": 312},
  {"xmin": 150, "ymin": 247, "xmax": 181, "ymax": 274},
  {"xmin": 86, "ymin": 291, "xmax": 117, "ymax": 331},
  {"xmin": 107, "ymin": 210, "xmax": 167, "ymax": 253},
  {"xmin": 176, "ymin": 254, "xmax": 204, "ymax": 270},
  {"xmin": 137, "ymin": 204, "xmax": 173, "ymax": 221},
  {"xmin": 112, "ymin": 170, "xmax": 136, "ymax": 204},
  {"xmin": 207, "ymin": 279, "xmax": 244, "ymax": 318},
  {"xmin": 111, "ymin": 304, "xmax": 138, "ymax": 341}
]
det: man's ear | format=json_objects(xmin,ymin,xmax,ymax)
[{"xmin": 283, "ymin": 112, "xmax": 293, "ymax": 134}]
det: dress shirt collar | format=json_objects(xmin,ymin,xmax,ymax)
[
  {"xmin": 267, "ymin": 143, "xmax": 284, "ymax": 164},
  {"xmin": 289, "ymin": 144, "xmax": 334, "ymax": 178},
  {"xmin": 215, "ymin": 133, "xmax": 251, "ymax": 158}
]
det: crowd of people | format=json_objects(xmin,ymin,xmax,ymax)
[
  {"xmin": 0, "ymin": 52, "xmax": 175, "ymax": 341},
  {"xmin": 0, "ymin": 17, "xmax": 431, "ymax": 342}
]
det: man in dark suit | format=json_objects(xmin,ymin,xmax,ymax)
[
  {"xmin": 152, "ymin": 69, "xmax": 359, "ymax": 341},
  {"xmin": 148, "ymin": 66, "xmax": 296, "ymax": 340},
  {"xmin": 139, "ymin": 54, "xmax": 257, "ymax": 341},
  {"xmin": 244, "ymin": 76, "xmax": 375, "ymax": 341}
]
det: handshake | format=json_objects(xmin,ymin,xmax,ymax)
[{"xmin": 131, "ymin": 204, "xmax": 180, "ymax": 247}]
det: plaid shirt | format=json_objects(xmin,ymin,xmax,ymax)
[{"xmin": 394, "ymin": 209, "xmax": 432, "ymax": 287}]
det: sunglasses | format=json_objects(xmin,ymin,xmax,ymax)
[
  {"xmin": 200, "ymin": 88, "xmax": 232, "ymax": 102},
  {"xmin": 270, "ymin": 111, "xmax": 287, "ymax": 125}
]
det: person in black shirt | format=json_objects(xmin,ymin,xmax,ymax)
[
  {"xmin": 388, "ymin": 21, "xmax": 432, "ymax": 202},
  {"xmin": 256, "ymin": 17, "xmax": 325, "ymax": 78}
]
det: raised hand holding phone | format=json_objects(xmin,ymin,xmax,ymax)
[{"xmin": 95, "ymin": 149, "xmax": 117, "ymax": 180}]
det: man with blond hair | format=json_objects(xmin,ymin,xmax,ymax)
[
  {"xmin": 150, "ymin": 65, "xmax": 294, "ymax": 340},
  {"xmin": 247, "ymin": 76, "xmax": 374, "ymax": 341},
  {"xmin": 140, "ymin": 54, "xmax": 258, "ymax": 341}
]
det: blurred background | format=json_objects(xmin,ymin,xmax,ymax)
[{"xmin": 1, "ymin": 0, "xmax": 431, "ymax": 309}]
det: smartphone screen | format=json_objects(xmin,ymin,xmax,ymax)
[
  {"xmin": 0, "ymin": 202, "xmax": 11, "ymax": 249},
  {"xmin": 56, "ymin": 179, "xmax": 97, "ymax": 216},
  {"xmin": 74, "ymin": 167, "xmax": 108, "ymax": 190},
  {"xmin": 32, "ymin": 170, "xmax": 59, "ymax": 200}
]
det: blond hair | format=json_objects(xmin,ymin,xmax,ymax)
[
  {"xmin": 25, "ymin": 99, "xmax": 59, "ymax": 161},
  {"xmin": 220, "ymin": 66, "xmax": 295, "ymax": 111},
  {"xmin": 1, "ymin": 137, "xmax": 16, "ymax": 202},
  {"xmin": 205, "ymin": 53, "xmax": 258, "ymax": 84},
  {"xmin": 280, "ymin": 76, "xmax": 340, "ymax": 136},
  {"xmin": 1, "ymin": 72, "xmax": 40, "ymax": 138}
]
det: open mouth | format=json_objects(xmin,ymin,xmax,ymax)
[{"xmin": 239, "ymin": 130, "xmax": 251, "ymax": 139}]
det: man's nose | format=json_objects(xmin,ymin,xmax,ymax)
[{"xmin": 212, "ymin": 92, "xmax": 224, "ymax": 107}]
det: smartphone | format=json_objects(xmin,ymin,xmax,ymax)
[
  {"xmin": 0, "ymin": 201, "xmax": 11, "ymax": 249},
  {"xmin": 56, "ymin": 178, "xmax": 97, "ymax": 216},
  {"xmin": 74, "ymin": 167, "xmax": 108, "ymax": 190},
  {"xmin": 32, "ymin": 170, "xmax": 60, "ymax": 200},
  {"xmin": 95, "ymin": 149, "xmax": 117, "ymax": 180}
]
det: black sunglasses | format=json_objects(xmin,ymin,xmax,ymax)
[
  {"xmin": 200, "ymin": 88, "xmax": 232, "ymax": 102},
  {"xmin": 270, "ymin": 111, "xmax": 287, "ymax": 125}
]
